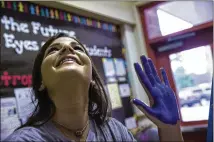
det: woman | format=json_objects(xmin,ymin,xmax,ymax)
[{"xmin": 5, "ymin": 33, "xmax": 183, "ymax": 141}]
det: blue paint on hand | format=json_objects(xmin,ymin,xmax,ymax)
[{"xmin": 133, "ymin": 55, "xmax": 180, "ymax": 125}]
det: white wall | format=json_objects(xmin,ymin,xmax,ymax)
[
  {"xmin": 121, "ymin": 24, "xmax": 149, "ymax": 115},
  {"xmin": 59, "ymin": 1, "xmax": 136, "ymax": 24}
]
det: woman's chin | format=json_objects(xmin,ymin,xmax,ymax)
[
  {"xmin": 55, "ymin": 63, "xmax": 81, "ymax": 72},
  {"xmin": 55, "ymin": 66, "xmax": 84, "ymax": 79}
]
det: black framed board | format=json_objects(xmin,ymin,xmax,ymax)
[{"xmin": 0, "ymin": 1, "xmax": 136, "ymax": 140}]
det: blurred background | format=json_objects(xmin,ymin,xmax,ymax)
[{"xmin": 0, "ymin": 1, "xmax": 213, "ymax": 142}]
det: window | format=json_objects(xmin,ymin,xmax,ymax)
[
  {"xmin": 144, "ymin": 1, "xmax": 213, "ymax": 39},
  {"xmin": 169, "ymin": 45, "xmax": 213, "ymax": 122}
]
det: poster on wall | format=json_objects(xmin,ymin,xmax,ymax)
[
  {"xmin": 102, "ymin": 58, "xmax": 116, "ymax": 77},
  {"xmin": 107, "ymin": 83, "xmax": 122, "ymax": 109},
  {"xmin": 0, "ymin": 1, "xmax": 134, "ymax": 139},
  {"xmin": 14, "ymin": 87, "xmax": 35, "ymax": 124},
  {"xmin": 1, "ymin": 97, "xmax": 21, "ymax": 140},
  {"xmin": 114, "ymin": 58, "xmax": 126, "ymax": 76},
  {"xmin": 102, "ymin": 58, "xmax": 117, "ymax": 83},
  {"xmin": 114, "ymin": 58, "xmax": 127, "ymax": 82},
  {"xmin": 119, "ymin": 83, "xmax": 131, "ymax": 98}
]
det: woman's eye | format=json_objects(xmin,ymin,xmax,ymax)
[
  {"xmin": 47, "ymin": 47, "xmax": 58, "ymax": 54},
  {"xmin": 74, "ymin": 46, "xmax": 84, "ymax": 52}
]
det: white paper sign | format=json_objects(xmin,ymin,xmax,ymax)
[
  {"xmin": 119, "ymin": 84, "xmax": 131, "ymax": 98},
  {"xmin": 107, "ymin": 83, "xmax": 122, "ymax": 109},
  {"xmin": 102, "ymin": 58, "xmax": 116, "ymax": 77},
  {"xmin": 114, "ymin": 58, "xmax": 126, "ymax": 76},
  {"xmin": 14, "ymin": 87, "xmax": 35, "ymax": 124},
  {"xmin": 1, "ymin": 97, "xmax": 21, "ymax": 141},
  {"xmin": 1, "ymin": 97, "xmax": 17, "ymax": 119}
]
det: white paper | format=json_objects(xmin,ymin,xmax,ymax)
[
  {"xmin": 14, "ymin": 87, "xmax": 35, "ymax": 124},
  {"xmin": 1, "ymin": 97, "xmax": 17, "ymax": 119},
  {"xmin": 107, "ymin": 77, "xmax": 117, "ymax": 83},
  {"xmin": 119, "ymin": 84, "xmax": 131, "ymax": 98},
  {"xmin": 1, "ymin": 97, "xmax": 21, "ymax": 141},
  {"xmin": 114, "ymin": 58, "xmax": 126, "ymax": 76},
  {"xmin": 102, "ymin": 58, "xmax": 116, "ymax": 77},
  {"xmin": 125, "ymin": 117, "xmax": 137, "ymax": 129},
  {"xmin": 118, "ymin": 77, "xmax": 126, "ymax": 82},
  {"xmin": 107, "ymin": 83, "xmax": 122, "ymax": 109}
]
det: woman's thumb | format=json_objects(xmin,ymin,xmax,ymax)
[{"xmin": 132, "ymin": 98, "xmax": 156, "ymax": 118}]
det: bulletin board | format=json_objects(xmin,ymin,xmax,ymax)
[{"xmin": 0, "ymin": 1, "xmax": 136, "ymax": 140}]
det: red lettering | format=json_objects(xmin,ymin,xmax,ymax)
[
  {"xmin": 1, "ymin": 71, "xmax": 33, "ymax": 87},
  {"xmin": 27, "ymin": 75, "xmax": 32, "ymax": 87},
  {"xmin": 12, "ymin": 75, "xmax": 21, "ymax": 86},
  {"xmin": 1, "ymin": 71, "xmax": 12, "ymax": 87},
  {"xmin": 21, "ymin": 75, "xmax": 28, "ymax": 86}
]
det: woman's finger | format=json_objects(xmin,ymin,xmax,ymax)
[
  {"xmin": 147, "ymin": 74, "xmax": 156, "ymax": 86},
  {"xmin": 148, "ymin": 59, "xmax": 161, "ymax": 84},
  {"xmin": 161, "ymin": 68, "xmax": 170, "ymax": 86},
  {"xmin": 132, "ymin": 98, "xmax": 157, "ymax": 119},
  {"xmin": 140, "ymin": 55, "xmax": 155, "ymax": 85},
  {"xmin": 134, "ymin": 63, "xmax": 152, "ymax": 91},
  {"xmin": 140, "ymin": 55, "xmax": 152, "ymax": 74},
  {"xmin": 140, "ymin": 55, "xmax": 156, "ymax": 86}
]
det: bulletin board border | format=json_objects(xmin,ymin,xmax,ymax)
[{"xmin": 0, "ymin": 1, "xmax": 119, "ymax": 32}]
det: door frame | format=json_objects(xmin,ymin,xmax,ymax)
[{"xmin": 138, "ymin": 2, "xmax": 213, "ymax": 127}]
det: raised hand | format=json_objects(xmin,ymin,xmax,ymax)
[{"xmin": 132, "ymin": 55, "xmax": 180, "ymax": 127}]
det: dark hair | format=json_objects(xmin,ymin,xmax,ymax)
[{"xmin": 18, "ymin": 33, "xmax": 112, "ymax": 129}]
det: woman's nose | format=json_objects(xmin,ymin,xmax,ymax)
[{"xmin": 60, "ymin": 45, "xmax": 75, "ymax": 54}]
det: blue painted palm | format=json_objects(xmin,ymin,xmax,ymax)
[{"xmin": 133, "ymin": 55, "xmax": 180, "ymax": 125}]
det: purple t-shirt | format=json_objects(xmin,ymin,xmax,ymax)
[{"xmin": 4, "ymin": 117, "xmax": 136, "ymax": 141}]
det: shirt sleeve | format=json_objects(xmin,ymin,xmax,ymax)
[
  {"xmin": 107, "ymin": 117, "xmax": 137, "ymax": 141},
  {"xmin": 3, "ymin": 127, "xmax": 46, "ymax": 142}
]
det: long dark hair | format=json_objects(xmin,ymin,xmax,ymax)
[{"xmin": 18, "ymin": 33, "xmax": 111, "ymax": 129}]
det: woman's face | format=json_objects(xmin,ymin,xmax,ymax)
[{"xmin": 40, "ymin": 37, "xmax": 92, "ymax": 90}]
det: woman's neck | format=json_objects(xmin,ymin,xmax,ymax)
[{"xmin": 49, "ymin": 84, "xmax": 90, "ymax": 130}]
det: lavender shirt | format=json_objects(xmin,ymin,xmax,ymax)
[{"xmin": 4, "ymin": 117, "xmax": 136, "ymax": 141}]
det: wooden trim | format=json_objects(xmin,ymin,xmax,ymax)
[
  {"xmin": 138, "ymin": 2, "xmax": 161, "ymax": 68},
  {"xmin": 138, "ymin": 1, "xmax": 165, "ymax": 60},
  {"xmin": 182, "ymin": 120, "xmax": 208, "ymax": 127},
  {"xmin": 149, "ymin": 21, "xmax": 213, "ymax": 44},
  {"xmin": 137, "ymin": 1, "xmax": 165, "ymax": 11},
  {"xmin": 151, "ymin": 26, "xmax": 213, "ymax": 52}
]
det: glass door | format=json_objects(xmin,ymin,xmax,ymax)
[{"xmin": 169, "ymin": 45, "xmax": 213, "ymax": 122}]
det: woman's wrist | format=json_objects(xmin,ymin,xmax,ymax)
[{"xmin": 158, "ymin": 121, "xmax": 183, "ymax": 142}]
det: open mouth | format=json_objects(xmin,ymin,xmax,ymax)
[{"xmin": 56, "ymin": 56, "xmax": 80, "ymax": 67}]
